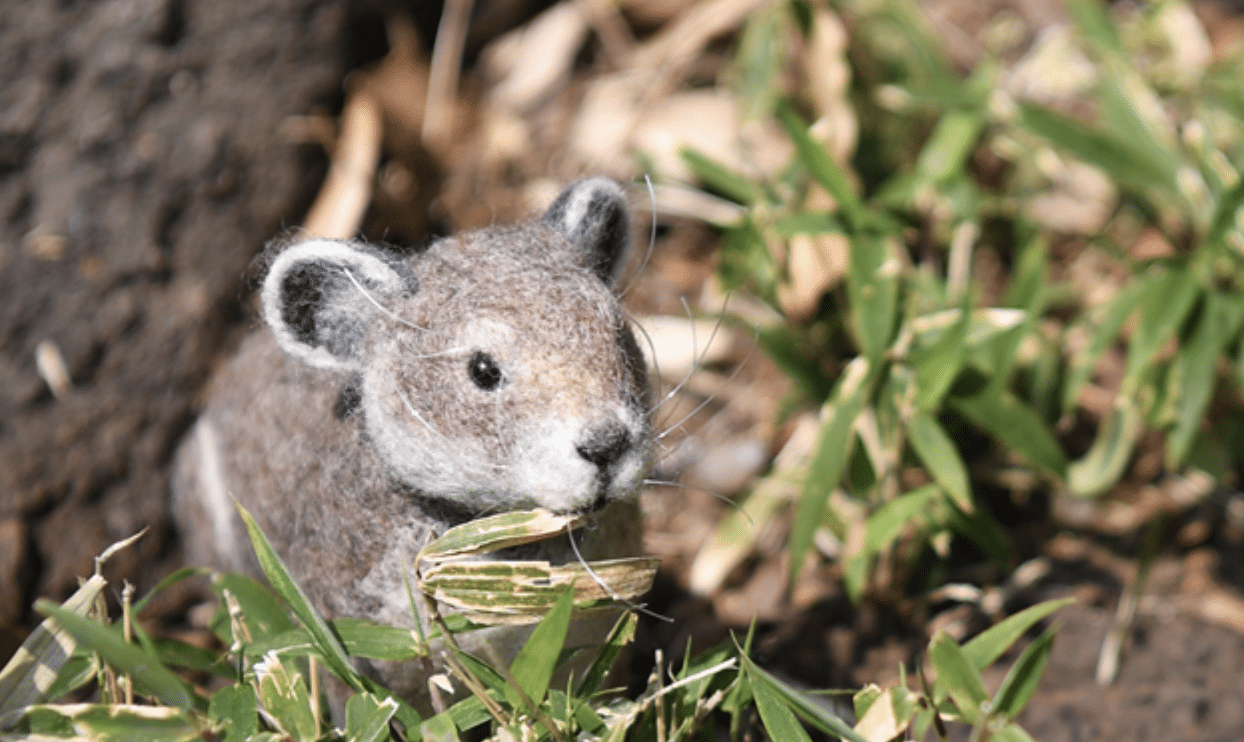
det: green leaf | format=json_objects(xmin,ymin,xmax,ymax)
[
  {"xmin": 210, "ymin": 572, "xmax": 297, "ymax": 644},
  {"xmin": 739, "ymin": 652, "xmax": 867, "ymax": 742},
  {"xmin": 209, "ymin": 683, "xmax": 259, "ymax": 742},
  {"xmin": 1067, "ymin": 0, "xmax": 1121, "ymax": 52},
  {"xmin": 236, "ymin": 504, "xmax": 364, "ymax": 693},
  {"xmin": 332, "ymin": 618, "xmax": 424, "ymax": 661},
  {"xmin": 848, "ymin": 236, "xmax": 900, "ymax": 363},
  {"xmin": 777, "ymin": 102, "xmax": 863, "ymax": 231},
  {"xmin": 1122, "ymin": 268, "xmax": 1200, "ymax": 390},
  {"xmin": 252, "ymin": 652, "xmax": 317, "ymax": 742},
  {"xmin": 1062, "ymin": 276, "xmax": 1152, "ymax": 413},
  {"xmin": 790, "ymin": 357, "xmax": 874, "ymax": 583},
  {"xmin": 577, "ymin": 610, "xmax": 638, "ymax": 698},
  {"xmin": 1067, "ymin": 397, "xmax": 1143, "ymax": 496},
  {"xmin": 1208, "ymin": 179, "xmax": 1244, "ymax": 246},
  {"xmin": 916, "ymin": 109, "xmax": 984, "ymax": 183},
  {"xmin": 33, "ymin": 601, "xmax": 195, "ymax": 711},
  {"xmin": 420, "ymin": 711, "xmax": 459, "ymax": 742},
  {"xmin": 0, "ymin": 574, "xmax": 106, "ymax": 715},
  {"xmin": 911, "ymin": 299, "xmax": 971, "ymax": 412},
  {"xmin": 905, "ymin": 413, "xmax": 973, "ymax": 512},
  {"xmin": 133, "ymin": 567, "xmax": 207, "ymax": 615},
  {"xmin": 962, "ymin": 598, "xmax": 1074, "ymax": 671},
  {"xmin": 346, "ymin": 693, "xmax": 400, "ymax": 742},
  {"xmin": 505, "ymin": 587, "xmax": 574, "ymax": 710},
  {"xmin": 950, "ymin": 388, "xmax": 1066, "ymax": 477},
  {"xmin": 680, "ymin": 147, "xmax": 764, "ymax": 205},
  {"xmin": 40, "ymin": 653, "xmax": 97, "ymax": 703},
  {"xmin": 992, "ymin": 626, "xmax": 1057, "ymax": 719},
  {"xmin": 734, "ymin": 6, "xmax": 785, "ymax": 122},
  {"xmin": 14, "ymin": 703, "xmax": 203, "ymax": 742},
  {"xmin": 1168, "ymin": 291, "xmax": 1244, "ymax": 467},
  {"xmin": 864, "ymin": 485, "xmax": 941, "ymax": 555},
  {"xmin": 750, "ymin": 676, "xmax": 814, "ymax": 742},
  {"xmin": 928, "ymin": 632, "xmax": 989, "ymax": 725}
]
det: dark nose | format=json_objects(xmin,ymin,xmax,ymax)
[{"xmin": 576, "ymin": 422, "xmax": 631, "ymax": 470}]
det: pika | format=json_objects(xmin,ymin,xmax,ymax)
[{"xmin": 173, "ymin": 178, "xmax": 652, "ymax": 703}]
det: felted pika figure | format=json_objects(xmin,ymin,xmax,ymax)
[{"xmin": 172, "ymin": 178, "xmax": 651, "ymax": 705}]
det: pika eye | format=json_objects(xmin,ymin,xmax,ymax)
[{"xmin": 467, "ymin": 351, "xmax": 504, "ymax": 391}]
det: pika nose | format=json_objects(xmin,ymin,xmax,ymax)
[{"xmin": 575, "ymin": 422, "xmax": 632, "ymax": 470}]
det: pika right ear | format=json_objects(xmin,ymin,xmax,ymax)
[{"xmin": 261, "ymin": 239, "xmax": 416, "ymax": 371}]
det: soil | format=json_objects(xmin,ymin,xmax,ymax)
[{"xmin": 3, "ymin": 1, "xmax": 1244, "ymax": 740}]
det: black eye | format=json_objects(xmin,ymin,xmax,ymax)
[{"xmin": 467, "ymin": 351, "xmax": 504, "ymax": 391}]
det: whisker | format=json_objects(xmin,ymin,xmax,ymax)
[
  {"xmin": 566, "ymin": 524, "xmax": 672, "ymax": 623},
  {"xmin": 642, "ymin": 478, "xmax": 753, "ymax": 525},
  {"xmin": 617, "ymin": 174, "xmax": 658, "ymax": 300},
  {"xmin": 395, "ymin": 386, "xmax": 509, "ymax": 473},
  {"xmin": 654, "ymin": 325, "xmax": 759, "ymax": 444},
  {"xmin": 341, "ymin": 267, "xmax": 432, "ymax": 333},
  {"xmin": 646, "ymin": 295, "xmax": 733, "ymax": 428}
]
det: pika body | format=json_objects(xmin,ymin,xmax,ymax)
[{"xmin": 173, "ymin": 178, "xmax": 652, "ymax": 704}]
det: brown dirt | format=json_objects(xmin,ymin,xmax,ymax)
[{"xmin": 3, "ymin": 1, "xmax": 1244, "ymax": 740}]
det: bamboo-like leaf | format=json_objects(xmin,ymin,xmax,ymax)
[
  {"xmin": 776, "ymin": 102, "xmax": 863, "ymax": 230},
  {"xmin": 31, "ymin": 602, "xmax": 195, "ymax": 711},
  {"xmin": 236, "ymin": 504, "xmax": 363, "ymax": 694},
  {"xmin": 345, "ymin": 693, "xmax": 400, "ymax": 742},
  {"xmin": 12, "ymin": 703, "xmax": 203, "ymax": 741},
  {"xmin": 928, "ymin": 633, "xmax": 989, "ymax": 725},
  {"xmin": 790, "ymin": 357, "xmax": 873, "ymax": 584},
  {"xmin": 750, "ymin": 676, "xmax": 814, "ymax": 742},
  {"xmin": 848, "ymin": 236, "xmax": 900, "ymax": 363},
  {"xmin": 739, "ymin": 652, "xmax": 868, "ymax": 742},
  {"xmin": 992, "ymin": 626, "xmax": 1057, "ymax": 719},
  {"xmin": 420, "ymin": 557, "xmax": 658, "ymax": 625},
  {"xmin": 911, "ymin": 300, "xmax": 972, "ymax": 412},
  {"xmin": 1067, "ymin": 397, "xmax": 1143, "ymax": 496},
  {"xmin": 418, "ymin": 509, "xmax": 584, "ymax": 563},
  {"xmin": 208, "ymin": 683, "xmax": 258, "ymax": 742},
  {"xmin": 905, "ymin": 413, "xmax": 973, "ymax": 512},
  {"xmin": 505, "ymin": 588, "xmax": 574, "ymax": 711},
  {"xmin": 420, "ymin": 710, "xmax": 459, "ymax": 742},
  {"xmin": 1167, "ymin": 291, "xmax": 1244, "ymax": 468},
  {"xmin": 853, "ymin": 684, "xmax": 917, "ymax": 742},
  {"xmin": 1208, "ymin": 179, "xmax": 1244, "ymax": 246},
  {"xmin": 950, "ymin": 389, "xmax": 1066, "ymax": 477},
  {"xmin": 962, "ymin": 598, "xmax": 1074, "ymax": 671},
  {"xmin": 252, "ymin": 651, "xmax": 317, "ymax": 742},
  {"xmin": 210, "ymin": 572, "xmax": 297, "ymax": 644},
  {"xmin": 1067, "ymin": 0, "xmax": 1121, "ymax": 52}
]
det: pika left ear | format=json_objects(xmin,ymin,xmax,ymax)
[{"xmin": 543, "ymin": 178, "xmax": 631, "ymax": 286}]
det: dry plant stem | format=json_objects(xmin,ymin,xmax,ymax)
[
  {"xmin": 654, "ymin": 649, "xmax": 667, "ymax": 742},
  {"xmin": 302, "ymin": 92, "xmax": 382, "ymax": 239},
  {"xmin": 1097, "ymin": 522, "xmax": 1158, "ymax": 685},
  {"xmin": 309, "ymin": 655, "xmax": 321, "ymax": 734},
  {"xmin": 423, "ymin": 0, "xmax": 473, "ymax": 152},
  {"xmin": 573, "ymin": 0, "xmax": 635, "ymax": 66},
  {"xmin": 121, "ymin": 582, "xmax": 134, "ymax": 706}
]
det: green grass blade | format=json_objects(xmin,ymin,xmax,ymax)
[
  {"xmin": 505, "ymin": 587, "xmax": 574, "ymax": 710},
  {"xmin": 210, "ymin": 572, "xmax": 297, "ymax": 643},
  {"xmin": 680, "ymin": 147, "xmax": 764, "ymax": 205},
  {"xmin": 916, "ymin": 109, "xmax": 984, "ymax": 184},
  {"xmin": 928, "ymin": 632, "xmax": 989, "ymax": 725},
  {"xmin": 739, "ymin": 653, "xmax": 867, "ymax": 742},
  {"xmin": 252, "ymin": 652, "xmax": 317, "ymax": 741},
  {"xmin": 1062, "ymin": 277, "xmax": 1152, "ymax": 413},
  {"xmin": 1067, "ymin": 0, "xmax": 1121, "ymax": 52},
  {"xmin": 962, "ymin": 598, "xmax": 1074, "ymax": 671},
  {"xmin": 790, "ymin": 357, "xmax": 873, "ymax": 584},
  {"xmin": 905, "ymin": 412, "xmax": 973, "ymax": 513},
  {"xmin": 33, "ymin": 601, "xmax": 194, "ymax": 711},
  {"xmin": 1067, "ymin": 398, "xmax": 1143, "ymax": 496},
  {"xmin": 1208, "ymin": 179, "xmax": 1244, "ymax": 246},
  {"xmin": 1017, "ymin": 103, "xmax": 1172, "ymax": 195},
  {"xmin": 1167, "ymin": 291, "xmax": 1244, "ymax": 468},
  {"xmin": 912, "ymin": 301, "xmax": 971, "ymax": 412},
  {"xmin": 864, "ymin": 485, "xmax": 940, "ymax": 555},
  {"xmin": 133, "ymin": 567, "xmax": 207, "ymax": 615},
  {"xmin": 577, "ymin": 610, "xmax": 638, "ymax": 698},
  {"xmin": 1122, "ymin": 267, "xmax": 1200, "ymax": 387},
  {"xmin": 236, "ymin": 504, "xmax": 363, "ymax": 693},
  {"xmin": 777, "ymin": 102, "xmax": 863, "ymax": 231},
  {"xmin": 949, "ymin": 389, "xmax": 1066, "ymax": 477},
  {"xmin": 992, "ymin": 626, "xmax": 1057, "ymax": 719},
  {"xmin": 848, "ymin": 236, "xmax": 900, "ymax": 363},
  {"xmin": 345, "ymin": 693, "xmax": 400, "ymax": 742}
]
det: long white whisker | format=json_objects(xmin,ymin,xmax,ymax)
[
  {"xmin": 654, "ymin": 324, "xmax": 759, "ymax": 444},
  {"xmin": 642, "ymin": 479, "xmax": 752, "ymax": 523},
  {"xmin": 395, "ymin": 386, "xmax": 508, "ymax": 472},
  {"xmin": 342, "ymin": 267, "xmax": 431, "ymax": 333},
  {"xmin": 566, "ymin": 525, "xmax": 672, "ymax": 623},
  {"xmin": 618, "ymin": 174, "xmax": 658, "ymax": 300}
]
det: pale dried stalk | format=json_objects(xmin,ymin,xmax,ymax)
[
  {"xmin": 424, "ymin": 0, "xmax": 474, "ymax": 152},
  {"xmin": 302, "ymin": 93, "xmax": 383, "ymax": 239}
]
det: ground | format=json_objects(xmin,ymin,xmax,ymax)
[{"xmin": 2, "ymin": 0, "xmax": 1244, "ymax": 739}]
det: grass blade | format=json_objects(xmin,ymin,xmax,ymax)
[
  {"xmin": 505, "ymin": 587, "xmax": 574, "ymax": 710},
  {"xmin": 928, "ymin": 632, "xmax": 988, "ymax": 725},
  {"xmin": 848, "ymin": 236, "xmax": 900, "ymax": 363},
  {"xmin": 680, "ymin": 147, "xmax": 764, "ymax": 205},
  {"xmin": 992, "ymin": 626, "xmax": 1057, "ymax": 719},
  {"xmin": 864, "ymin": 485, "xmax": 941, "ymax": 555},
  {"xmin": 740, "ymin": 652, "xmax": 866, "ymax": 742},
  {"xmin": 577, "ymin": 611, "xmax": 638, "ymax": 698},
  {"xmin": 777, "ymin": 101, "xmax": 863, "ymax": 231},
  {"xmin": 962, "ymin": 598, "xmax": 1074, "ymax": 671},
  {"xmin": 905, "ymin": 412, "xmax": 973, "ymax": 513},
  {"xmin": 790, "ymin": 357, "xmax": 873, "ymax": 583},
  {"xmin": 1122, "ymin": 267, "xmax": 1199, "ymax": 388},
  {"xmin": 949, "ymin": 389, "xmax": 1066, "ymax": 477},
  {"xmin": 1067, "ymin": 397, "xmax": 1143, "ymax": 496},
  {"xmin": 1167, "ymin": 291, "xmax": 1244, "ymax": 467}
]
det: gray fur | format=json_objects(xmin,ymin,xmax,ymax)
[{"xmin": 173, "ymin": 179, "xmax": 650, "ymax": 706}]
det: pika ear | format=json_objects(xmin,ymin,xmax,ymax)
[
  {"xmin": 261, "ymin": 239, "xmax": 417, "ymax": 371},
  {"xmin": 543, "ymin": 178, "xmax": 631, "ymax": 285}
]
